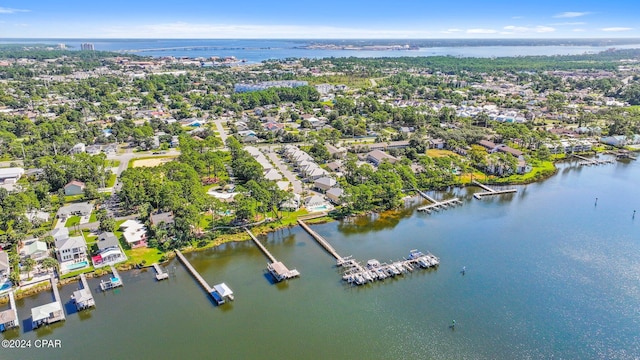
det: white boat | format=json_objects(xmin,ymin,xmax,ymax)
[
  {"xmin": 409, "ymin": 249, "xmax": 426, "ymax": 260},
  {"xmin": 362, "ymin": 271, "xmax": 372, "ymax": 282},
  {"xmin": 367, "ymin": 259, "xmax": 381, "ymax": 269},
  {"xmin": 376, "ymin": 268, "xmax": 387, "ymax": 279}
]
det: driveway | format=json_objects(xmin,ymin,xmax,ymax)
[{"xmin": 266, "ymin": 150, "xmax": 303, "ymax": 194}]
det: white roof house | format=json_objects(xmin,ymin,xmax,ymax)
[
  {"xmin": 264, "ymin": 168, "xmax": 282, "ymax": 181},
  {"xmin": 0, "ymin": 167, "xmax": 24, "ymax": 182},
  {"xmin": 31, "ymin": 302, "xmax": 62, "ymax": 322}
]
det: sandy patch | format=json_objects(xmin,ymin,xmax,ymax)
[{"xmin": 132, "ymin": 157, "xmax": 176, "ymax": 168}]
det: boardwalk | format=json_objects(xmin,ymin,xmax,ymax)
[
  {"xmin": 297, "ymin": 219, "xmax": 343, "ymax": 261},
  {"xmin": 472, "ymin": 180, "xmax": 517, "ymax": 199},
  {"xmin": 245, "ymin": 228, "xmax": 299, "ymax": 281},
  {"xmin": 572, "ymin": 154, "xmax": 615, "ymax": 166},
  {"xmin": 153, "ymin": 263, "xmax": 169, "ymax": 280},
  {"xmin": 175, "ymin": 250, "xmax": 234, "ymax": 304},
  {"xmin": 414, "ymin": 189, "xmax": 462, "ymax": 212}
]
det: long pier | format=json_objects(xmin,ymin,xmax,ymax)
[
  {"xmin": 245, "ymin": 228, "xmax": 299, "ymax": 281},
  {"xmin": 472, "ymin": 180, "xmax": 517, "ymax": 199},
  {"xmin": 415, "ymin": 189, "xmax": 462, "ymax": 212},
  {"xmin": 153, "ymin": 263, "xmax": 169, "ymax": 281},
  {"xmin": 175, "ymin": 250, "xmax": 234, "ymax": 304},
  {"xmin": 572, "ymin": 154, "xmax": 615, "ymax": 166},
  {"xmin": 51, "ymin": 277, "xmax": 65, "ymax": 321},
  {"xmin": 297, "ymin": 219, "xmax": 343, "ymax": 261}
]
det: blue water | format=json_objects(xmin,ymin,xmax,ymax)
[
  {"xmin": 3, "ymin": 39, "xmax": 640, "ymax": 62},
  {"xmin": 66, "ymin": 261, "xmax": 88, "ymax": 271}
]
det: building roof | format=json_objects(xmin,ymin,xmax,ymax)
[
  {"xmin": 65, "ymin": 180, "xmax": 86, "ymax": 188},
  {"xmin": 150, "ymin": 212, "xmax": 174, "ymax": 226},
  {"xmin": 0, "ymin": 251, "xmax": 9, "ymax": 271},
  {"xmin": 366, "ymin": 150, "xmax": 398, "ymax": 164},
  {"xmin": 314, "ymin": 177, "xmax": 336, "ymax": 188},
  {"xmin": 0, "ymin": 167, "xmax": 24, "ymax": 179},
  {"xmin": 326, "ymin": 187, "xmax": 344, "ymax": 198},
  {"xmin": 97, "ymin": 232, "xmax": 119, "ymax": 251},
  {"xmin": 55, "ymin": 236, "xmax": 86, "ymax": 252},
  {"xmin": 25, "ymin": 240, "xmax": 48, "ymax": 256},
  {"xmin": 73, "ymin": 289, "xmax": 93, "ymax": 304},
  {"xmin": 31, "ymin": 302, "xmax": 62, "ymax": 322},
  {"xmin": 497, "ymin": 145, "xmax": 523, "ymax": 157},
  {"xmin": 51, "ymin": 227, "xmax": 69, "ymax": 241},
  {"xmin": 0, "ymin": 309, "xmax": 17, "ymax": 324},
  {"xmin": 213, "ymin": 283, "xmax": 233, "ymax": 297},
  {"xmin": 264, "ymin": 168, "xmax": 282, "ymax": 181},
  {"xmin": 120, "ymin": 219, "xmax": 144, "ymax": 230},
  {"xmin": 57, "ymin": 202, "xmax": 93, "ymax": 217}
]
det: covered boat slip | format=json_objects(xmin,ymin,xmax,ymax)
[{"xmin": 211, "ymin": 283, "xmax": 234, "ymax": 305}]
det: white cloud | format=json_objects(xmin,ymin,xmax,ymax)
[
  {"xmin": 512, "ymin": 16, "xmax": 524, "ymax": 19},
  {"xmin": 0, "ymin": 7, "xmax": 29, "ymax": 14},
  {"xmin": 551, "ymin": 22, "xmax": 586, "ymax": 26},
  {"xmin": 601, "ymin": 27, "xmax": 633, "ymax": 32},
  {"xmin": 441, "ymin": 28, "xmax": 463, "ymax": 34},
  {"xmin": 466, "ymin": 28, "xmax": 497, "ymax": 34},
  {"xmin": 572, "ymin": 28, "xmax": 586, "ymax": 32},
  {"xmin": 554, "ymin": 12, "xmax": 590, "ymax": 18},
  {"xmin": 503, "ymin": 25, "xmax": 555, "ymax": 33},
  {"xmin": 100, "ymin": 22, "xmax": 438, "ymax": 39}
]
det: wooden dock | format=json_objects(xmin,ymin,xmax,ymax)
[
  {"xmin": 297, "ymin": 219, "xmax": 343, "ymax": 262},
  {"xmin": 245, "ymin": 228, "xmax": 299, "ymax": 282},
  {"xmin": 341, "ymin": 250, "xmax": 440, "ymax": 286},
  {"xmin": 0, "ymin": 291, "xmax": 19, "ymax": 332},
  {"xmin": 72, "ymin": 273, "xmax": 95, "ymax": 311},
  {"xmin": 153, "ymin": 263, "xmax": 169, "ymax": 281},
  {"xmin": 175, "ymin": 250, "xmax": 234, "ymax": 304},
  {"xmin": 572, "ymin": 154, "xmax": 615, "ymax": 166},
  {"xmin": 415, "ymin": 189, "xmax": 462, "ymax": 212},
  {"xmin": 472, "ymin": 180, "xmax": 517, "ymax": 199},
  {"xmin": 100, "ymin": 265, "xmax": 123, "ymax": 291}
]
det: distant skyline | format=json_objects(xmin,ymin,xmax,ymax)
[{"xmin": 0, "ymin": 0, "xmax": 639, "ymax": 39}]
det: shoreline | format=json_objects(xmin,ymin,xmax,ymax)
[{"xmin": 2, "ymin": 152, "xmax": 630, "ymax": 304}]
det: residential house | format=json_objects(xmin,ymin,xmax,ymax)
[
  {"xmin": 600, "ymin": 135, "xmax": 628, "ymax": 147},
  {"xmin": 64, "ymin": 180, "xmax": 86, "ymax": 196},
  {"xmin": 280, "ymin": 193, "xmax": 301, "ymax": 211},
  {"xmin": 55, "ymin": 236, "xmax": 88, "ymax": 263},
  {"xmin": 306, "ymin": 166, "xmax": 329, "ymax": 180},
  {"xmin": 56, "ymin": 202, "xmax": 93, "ymax": 220},
  {"xmin": 305, "ymin": 195, "xmax": 328, "ymax": 210},
  {"xmin": 314, "ymin": 177, "xmax": 337, "ymax": 192},
  {"xmin": 120, "ymin": 220, "xmax": 148, "ymax": 248},
  {"xmin": 20, "ymin": 239, "xmax": 49, "ymax": 262},
  {"xmin": 25, "ymin": 210, "xmax": 50, "ymax": 223},
  {"xmin": 264, "ymin": 168, "xmax": 282, "ymax": 181},
  {"xmin": 0, "ymin": 167, "xmax": 24, "ymax": 183},
  {"xmin": 366, "ymin": 150, "xmax": 399, "ymax": 166},
  {"xmin": 429, "ymin": 138, "xmax": 446, "ymax": 149},
  {"xmin": 86, "ymin": 145, "xmax": 102, "ymax": 155},
  {"xmin": 241, "ymin": 135, "xmax": 259, "ymax": 144},
  {"xmin": 92, "ymin": 232, "xmax": 125, "ymax": 267},
  {"xmin": 326, "ymin": 187, "xmax": 344, "ymax": 204},
  {"xmin": 70, "ymin": 143, "xmax": 86, "ymax": 154},
  {"xmin": 326, "ymin": 144, "xmax": 347, "ymax": 159},
  {"xmin": 0, "ymin": 251, "xmax": 9, "ymax": 280},
  {"xmin": 51, "ymin": 228, "xmax": 69, "ymax": 242},
  {"xmin": 150, "ymin": 212, "xmax": 175, "ymax": 229}
]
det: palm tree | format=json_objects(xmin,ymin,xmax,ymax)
[
  {"xmin": 41, "ymin": 257, "xmax": 59, "ymax": 274},
  {"xmin": 23, "ymin": 257, "xmax": 36, "ymax": 279}
]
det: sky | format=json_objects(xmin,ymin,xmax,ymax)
[{"xmin": 0, "ymin": 0, "xmax": 639, "ymax": 39}]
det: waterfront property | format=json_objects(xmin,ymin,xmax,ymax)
[
  {"xmin": 175, "ymin": 250, "xmax": 234, "ymax": 305},
  {"xmin": 120, "ymin": 220, "xmax": 148, "ymax": 248},
  {"xmin": 92, "ymin": 232, "xmax": 126, "ymax": 267},
  {"xmin": 31, "ymin": 276, "xmax": 65, "ymax": 329},
  {"xmin": 153, "ymin": 263, "xmax": 169, "ymax": 281},
  {"xmin": 71, "ymin": 273, "xmax": 95, "ymax": 311},
  {"xmin": 0, "ymin": 291, "xmax": 18, "ymax": 332}
]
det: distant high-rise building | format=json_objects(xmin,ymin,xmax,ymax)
[
  {"xmin": 80, "ymin": 43, "xmax": 95, "ymax": 51},
  {"xmin": 58, "ymin": 44, "xmax": 66, "ymax": 50}
]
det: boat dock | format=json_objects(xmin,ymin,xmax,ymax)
[
  {"xmin": 245, "ymin": 228, "xmax": 300, "ymax": 282},
  {"xmin": 175, "ymin": 250, "xmax": 234, "ymax": 305},
  {"xmin": 71, "ymin": 273, "xmax": 95, "ymax": 311},
  {"xmin": 572, "ymin": 154, "xmax": 615, "ymax": 166},
  {"xmin": 297, "ymin": 219, "xmax": 440, "ymax": 286},
  {"xmin": 100, "ymin": 265, "xmax": 123, "ymax": 291},
  {"xmin": 0, "ymin": 291, "xmax": 19, "ymax": 332},
  {"xmin": 31, "ymin": 276, "xmax": 66, "ymax": 328},
  {"xmin": 472, "ymin": 180, "xmax": 517, "ymax": 199},
  {"xmin": 297, "ymin": 219, "xmax": 343, "ymax": 262},
  {"xmin": 153, "ymin": 263, "xmax": 169, "ymax": 281},
  {"xmin": 415, "ymin": 189, "xmax": 462, "ymax": 212}
]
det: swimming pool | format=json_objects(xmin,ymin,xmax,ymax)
[
  {"xmin": 66, "ymin": 261, "xmax": 89, "ymax": 271},
  {"xmin": 308, "ymin": 205, "xmax": 330, "ymax": 212},
  {"xmin": 0, "ymin": 282, "xmax": 11, "ymax": 291}
]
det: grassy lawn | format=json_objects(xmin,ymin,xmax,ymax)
[
  {"xmin": 105, "ymin": 160, "xmax": 121, "ymax": 168},
  {"xmin": 493, "ymin": 160, "xmax": 556, "ymax": 184},
  {"xmin": 65, "ymin": 215, "xmax": 81, "ymax": 227},
  {"xmin": 299, "ymin": 74, "xmax": 371, "ymax": 88},
  {"xmin": 61, "ymin": 265, "xmax": 95, "ymax": 279},
  {"xmin": 426, "ymin": 149, "xmax": 461, "ymax": 158},
  {"xmin": 106, "ymin": 173, "xmax": 117, "ymax": 187},
  {"xmin": 89, "ymin": 212, "xmax": 97, "ymax": 223},
  {"xmin": 125, "ymin": 247, "xmax": 165, "ymax": 266},
  {"xmin": 63, "ymin": 194, "xmax": 84, "ymax": 202},
  {"xmin": 129, "ymin": 155, "xmax": 178, "ymax": 168}
]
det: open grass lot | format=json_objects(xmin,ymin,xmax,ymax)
[
  {"xmin": 426, "ymin": 149, "xmax": 461, "ymax": 158},
  {"xmin": 125, "ymin": 247, "xmax": 165, "ymax": 266},
  {"xmin": 131, "ymin": 156, "xmax": 178, "ymax": 168}
]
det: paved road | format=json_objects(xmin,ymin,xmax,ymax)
[
  {"xmin": 265, "ymin": 150, "xmax": 303, "ymax": 194},
  {"xmin": 213, "ymin": 118, "xmax": 229, "ymax": 144}
]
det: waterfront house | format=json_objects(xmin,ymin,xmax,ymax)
[
  {"xmin": 64, "ymin": 180, "xmax": 86, "ymax": 196},
  {"xmin": 600, "ymin": 135, "xmax": 628, "ymax": 147},
  {"xmin": 314, "ymin": 177, "xmax": 337, "ymax": 192},
  {"xmin": 55, "ymin": 236, "xmax": 88, "ymax": 263},
  {"xmin": 20, "ymin": 239, "xmax": 49, "ymax": 262},
  {"xmin": 150, "ymin": 212, "xmax": 175, "ymax": 229},
  {"xmin": 0, "ymin": 251, "xmax": 9, "ymax": 280},
  {"xmin": 280, "ymin": 193, "xmax": 301, "ymax": 211},
  {"xmin": 92, "ymin": 232, "xmax": 126, "ymax": 267},
  {"xmin": 305, "ymin": 195, "xmax": 328, "ymax": 211},
  {"xmin": 120, "ymin": 220, "xmax": 148, "ymax": 248},
  {"xmin": 326, "ymin": 187, "xmax": 344, "ymax": 204}
]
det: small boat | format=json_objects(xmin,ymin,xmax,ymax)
[
  {"xmin": 409, "ymin": 249, "xmax": 426, "ymax": 260},
  {"xmin": 376, "ymin": 268, "xmax": 387, "ymax": 279},
  {"xmin": 367, "ymin": 259, "xmax": 381, "ymax": 269}
]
